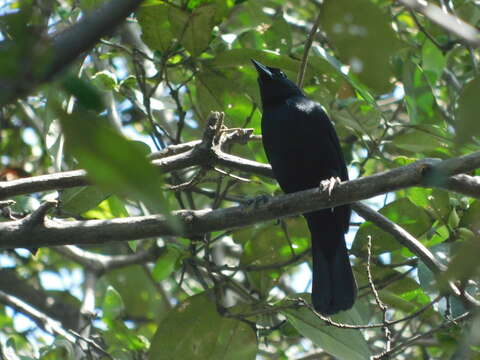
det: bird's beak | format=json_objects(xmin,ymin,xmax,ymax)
[{"xmin": 251, "ymin": 59, "xmax": 273, "ymax": 78}]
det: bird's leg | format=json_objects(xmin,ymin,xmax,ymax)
[{"xmin": 320, "ymin": 177, "xmax": 342, "ymax": 197}]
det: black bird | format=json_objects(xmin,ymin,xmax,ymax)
[{"xmin": 252, "ymin": 59, "xmax": 356, "ymax": 315}]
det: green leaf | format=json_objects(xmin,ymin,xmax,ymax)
[
  {"xmin": 283, "ymin": 300, "xmax": 371, "ymax": 360},
  {"xmin": 422, "ymin": 40, "xmax": 446, "ymax": 84},
  {"xmin": 331, "ymin": 98, "xmax": 382, "ymax": 136},
  {"xmin": 57, "ymin": 102, "xmax": 175, "ymax": 222},
  {"xmin": 312, "ymin": 47, "xmax": 375, "ymax": 104},
  {"xmin": 103, "ymin": 286, "xmax": 125, "ymax": 321},
  {"xmin": 263, "ymin": 16, "xmax": 292, "ymax": 53},
  {"xmin": 237, "ymin": 223, "xmax": 298, "ymax": 295},
  {"xmin": 455, "ymin": 76, "xmax": 480, "ymax": 143},
  {"xmin": 91, "ymin": 70, "xmax": 118, "ymax": 91},
  {"xmin": 206, "ymin": 49, "xmax": 299, "ymax": 70},
  {"xmin": 104, "ymin": 266, "xmax": 166, "ymax": 320},
  {"xmin": 79, "ymin": 0, "xmax": 107, "ymax": 11},
  {"xmin": 83, "ymin": 195, "xmax": 129, "ymax": 219},
  {"xmin": 402, "ymin": 61, "xmax": 443, "ymax": 125},
  {"xmin": 188, "ymin": 0, "xmax": 234, "ymax": 22},
  {"xmin": 321, "ymin": 0, "xmax": 401, "ymax": 93},
  {"xmin": 102, "ymin": 318, "xmax": 150, "ymax": 352},
  {"xmin": 457, "ymin": 1, "xmax": 480, "ymax": 26},
  {"xmin": 40, "ymin": 341, "xmax": 75, "ymax": 360},
  {"xmin": 392, "ymin": 126, "xmax": 450, "ymax": 155},
  {"xmin": 152, "ymin": 246, "xmax": 182, "ymax": 282},
  {"xmin": 460, "ymin": 199, "xmax": 480, "ymax": 234},
  {"xmin": 352, "ymin": 198, "xmax": 433, "ymax": 255},
  {"xmin": 5, "ymin": 337, "xmax": 36, "ymax": 360},
  {"xmin": 444, "ymin": 240, "xmax": 480, "ymax": 284},
  {"xmin": 200, "ymin": 49, "xmax": 338, "ymax": 117},
  {"xmin": 60, "ymin": 186, "xmax": 108, "ymax": 216},
  {"xmin": 137, "ymin": 3, "xmax": 174, "ymax": 52},
  {"xmin": 400, "ymin": 187, "xmax": 450, "ymax": 222},
  {"xmin": 418, "ymin": 243, "xmax": 450, "ymax": 294},
  {"xmin": 148, "ymin": 293, "xmax": 257, "ymax": 360},
  {"xmin": 61, "ymin": 75, "xmax": 104, "ymax": 112},
  {"xmin": 240, "ymin": 224, "xmax": 295, "ymax": 266},
  {"xmin": 169, "ymin": 4, "xmax": 217, "ymax": 56},
  {"xmin": 354, "ymin": 265, "xmax": 430, "ymax": 313}
]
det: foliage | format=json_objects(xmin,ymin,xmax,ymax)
[{"xmin": 1, "ymin": 0, "xmax": 480, "ymax": 359}]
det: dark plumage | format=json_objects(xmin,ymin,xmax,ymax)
[{"xmin": 252, "ymin": 59, "xmax": 356, "ymax": 315}]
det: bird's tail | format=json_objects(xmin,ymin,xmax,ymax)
[{"xmin": 305, "ymin": 210, "xmax": 357, "ymax": 315}]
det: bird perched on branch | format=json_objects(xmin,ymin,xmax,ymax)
[{"xmin": 252, "ymin": 59, "xmax": 356, "ymax": 315}]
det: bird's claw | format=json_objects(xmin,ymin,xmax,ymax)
[
  {"xmin": 320, "ymin": 177, "xmax": 342, "ymax": 197},
  {"xmin": 245, "ymin": 194, "xmax": 270, "ymax": 209}
]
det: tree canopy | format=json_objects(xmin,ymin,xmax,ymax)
[{"xmin": 1, "ymin": 0, "xmax": 480, "ymax": 359}]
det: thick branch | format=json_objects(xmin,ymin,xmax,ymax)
[
  {"xmin": 0, "ymin": 136, "xmax": 269, "ymax": 201},
  {"xmin": 1, "ymin": 0, "xmax": 145, "ymax": 106},
  {"xmin": 444, "ymin": 174, "xmax": 480, "ymax": 198},
  {"xmin": 3, "ymin": 130, "xmax": 478, "ymax": 201},
  {"xmin": 0, "ymin": 289, "xmax": 76, "ymax": 341},
  {"xmin": 0, "ymin": 289, "xmax": 110, "ymax": 357},
  {"xmin": 1, "ymin": 156, "xmax": 479, "ymax": 249},
  {"xmin": 0, "ymin": 269, "xmax": 80, "ymax": 330},
  {"xmin": 399, "ymin": 0, "xmax": 480, "ymax": 48}
]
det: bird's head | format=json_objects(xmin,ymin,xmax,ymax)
[{"xmin": 251, "ymin": 59, "xmax": 303, "ymax": 107}]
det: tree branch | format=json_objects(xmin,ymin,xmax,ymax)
[
  {"xmin": 0, "ymin": 289, "xmax": 76, "ymax": 341},
  {"xmin": 0, "ymin": 269, "xmax": 80, "ymax": 330},
  {"xmin": 353, "ymin": 202, "xmax": 480, "ymax": 308},
  {"xmin": 352, "ymin": 203, "xmax": 445, "ymax": 274},
  {"xmin": 0, "ymin": 125, "xmax": 268, "ymax": 200},
  {"xmin": 0, "ymin": 0, "xmax": 145, "ymax": 106},
  {"xmin": 1, "ymin": 154, "xmax": 480, "ymax": 249},
  {"xmin": 297, "ymin": 11, "xmax": 322, "ymax": 88},
  {"xmin": 53, "ymin": 245, "xmax": 163, "ymax": 272},
  {"xmin": 4, "ymin": 135, "xmax": 479, "ymax": 202},
  {"xmin": 0, "ymin": 290, "xmax": 111, "ymax": 358},
  {"xmin": 444, "ymin": 174, "xmax": 480, "ymax": 198},
  {"xmin": 398, "ymin": 0, "xmax": 480, "ymax": 48}
]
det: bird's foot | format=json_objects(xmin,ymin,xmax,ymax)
[
  {"xmin": 244, "ymin": 194, "xmax": 270, "ymax": 210},
  {"xmin": 320, "ymin": 177, "xmax": 342, "ymax": 198}
]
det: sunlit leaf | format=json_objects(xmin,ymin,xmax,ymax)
[
  {"xmin": 148, "ymin": 293, "xmax": 257, "ymax": 360},
  {"xmin": 103, "ymin": 286, "xmax": 125, "ymax": 321},
  {"xmin": 321, "ymin": 0, "xmax": 402, "ymax": 93},
  {"xmin": 352, "ymin": 198, "xmax": 433, "ymax": 255},
  {"xmin": 422, "ymin": 39, "xmax": 446, "ymax": 84},
  {"xmin": 83, "ymin": 195, "xmax": 129, "ymax": 219},
  {"xmin": 60, "ymin": 186, "xmax": 108, "ymax": 216},
  {"xmin": 169, "ymin": 4, "xmax": 217, "ymax": 56},
  {"xmin": 55, "ymin": 84, "xmax": 175, "ymax": 222},
  {"xmin": 137, "ymin": 3, "xmax": 174, "ymax": 52},
  {"xmin": 402, "ymin": 61, "xmax": 444, "ymax": 125},
  {"xmin": 283, "ymin": 298, "xmax": 371, "ymax": 360},
  {"xmin": 460, "ymin": 200, "xmax": 480, "ymax": 234},
  {"xmin": 152, "ymin": 246, "xmax": 182, "ymax": 282},
  {"xmin": 104, "ymin": 266, "xmax": 166, "ymax": 320}
]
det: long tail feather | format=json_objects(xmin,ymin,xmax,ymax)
[{"xmin": 305, "ymin": 210, "xmax": 357, "ymax": 315}]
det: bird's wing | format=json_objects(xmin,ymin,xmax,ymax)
[{"xmin": 308, "ymin": 104, "xmax": 351, "ymax": 233}]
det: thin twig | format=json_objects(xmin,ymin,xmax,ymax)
[
  {"xmin": 371, "ymin": 312, "xmax": 471, "ymax": 359},
  {"xmin": 367, "ymin": 236, "xmax": 392, "ymax": 354},
  {"xmin": 409, "ymin": 9, "xmax": 445, "ymax": 50},
  {"xmin": 297, "ymin": 12, "xmax": 323, "ymax": 88}
]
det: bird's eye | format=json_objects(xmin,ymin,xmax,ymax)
[{"xmin": 279, "ymin": 71, "xmax": 287, "ymax": 78}]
